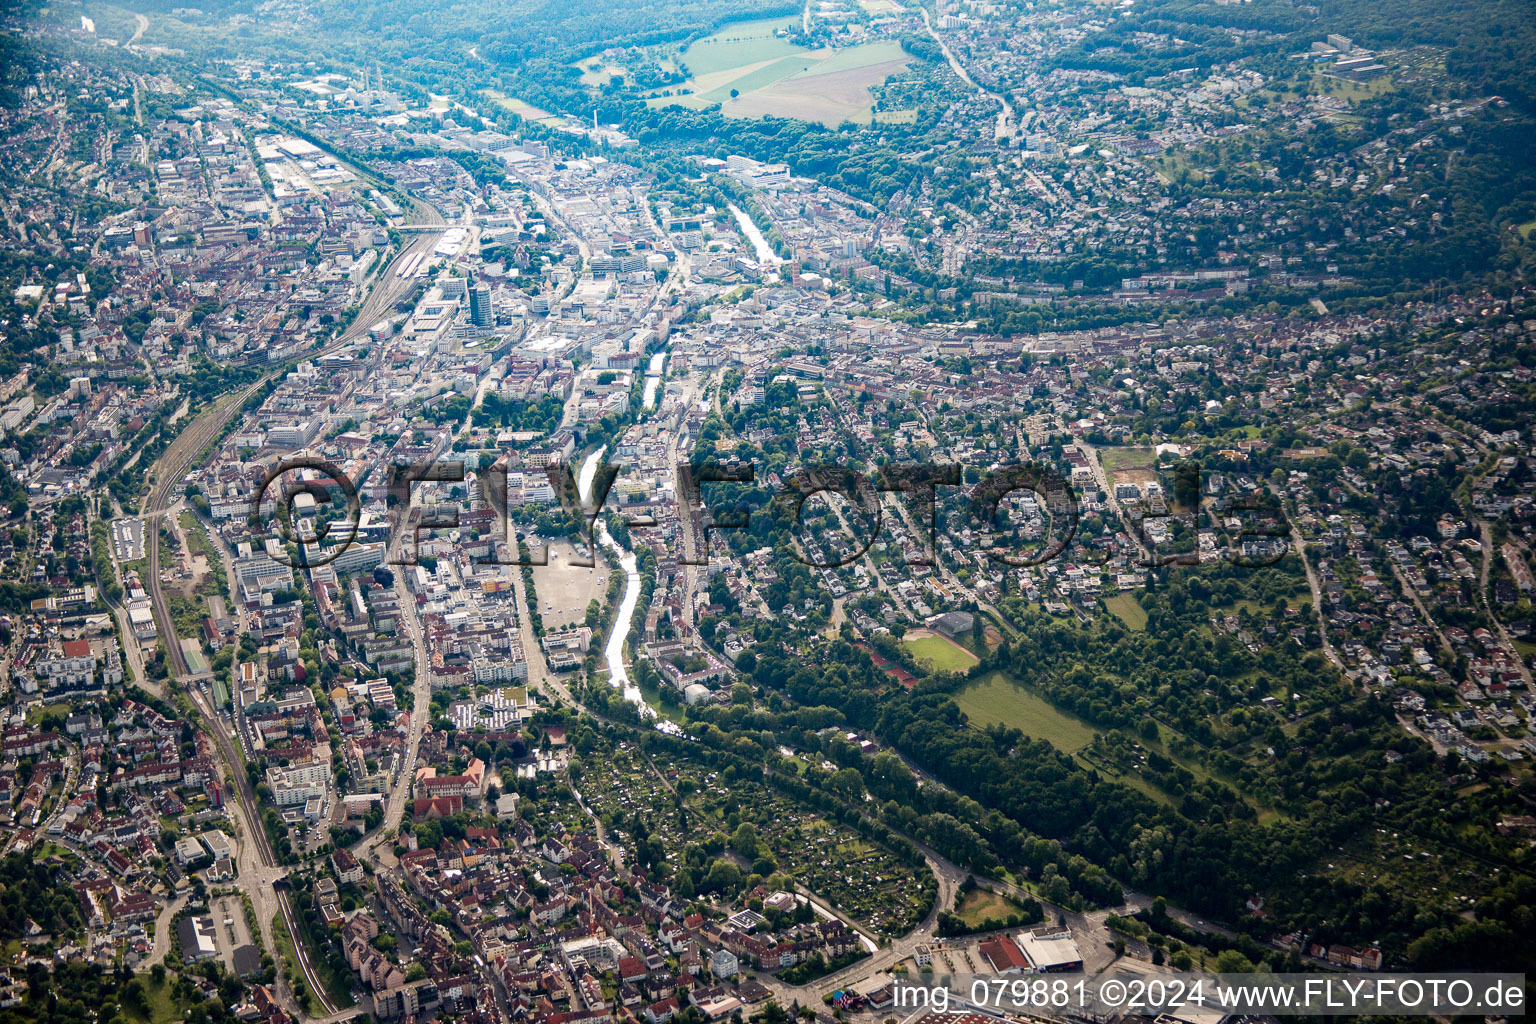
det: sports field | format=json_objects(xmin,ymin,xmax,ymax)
[
  {"xmin": 482, "ymin": 90, "xmax": 562, "ymax": 127},
  {"xmin": 903, "ymin": 630, "xmax": 980, "ymax": 672},
  {"xmin": 648, "ymin": 17, "xmax": 910, "ymax": 126},
  {"xmin": 953, "ymin": 672, "xmax": 1098, "ymax": 752}
]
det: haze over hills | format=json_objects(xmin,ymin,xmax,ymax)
[{"xmin": 0, "ymin": 1, "xmax": 1533, "ymax": 1024}]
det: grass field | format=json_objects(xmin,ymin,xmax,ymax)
[
  {"xmin": 1099, "ymin": 446, "xmax": 1157, "ymax": 489},
  {"xmin": 482, "ymin": 90, "xmax": 561, "ymax": 126},
  {"xmin": 635, "ymin": 674, "xmax": 689, "ymax": 726},
  {"xmin": 121, "ymin": 977, "xmax": 184, "ymax": 1024},
  {"xmin": 904, "ymin": 631, "xmax": 980, "ymax": 672},
  {"xmin": 953, "ymin": 672, "xmax": 1098, "ymax": 752},
  {"xmin": 1519, "ymin": 220, "xmax": 1536, "ymax": 241},
  {"xmin": 1099, "ymin": 446, "xmax": 1155, "ymax": 472},
  {"xmin": 1104, "ymin": 592, "xmax": 1148, "ymax": 631},
  {"xmin": 954, "ymin": 887, "xmax": 1027, "ymax": 928},
  {"xmin": 1214, "ymin": 596, "xmax": 1293, "ymax": 618},
  {"xmin": 1151, "ymin": 149, "xmax": 1208, "ymax": 184},
  {"xmin": 1312, "ymin": 72, "xmax": 1396, "ymax": 102},
  {"xmin": 679, "ymin": 15, "xmax": 802, "ymax": 75},
  {"xmin": 577, "ymin": 59, "xmax": 625, "ymax": 86},
  {"xmin": 578, "ymin": 55, "xmax": 680, "ymax": 87},
  {"xmin": 78, "ymin": 2, "xmax": 142, "ymax": 43},
  {"xmin": 272, "ymin": 912, "xmax": 320, "ymax": 1013},
  {"xmin": 650, "ymin": 17, "xmax": 910, "ymax": 126},
  {"xmin": 952, "ymin": 673, "xmax": 1283, "ymax": 819}
]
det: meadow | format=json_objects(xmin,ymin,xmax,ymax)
[
  {"xmin": 952, "ymin": 672, "xmax": 1098, "ymax": 752},
  {"xmin": 1104, "ymin": 592, "xmax": 1148, "ymax": 630},
  {"xmin": 1099, "ymin": 445, "xmax": 1158, "ymax": 489},
  {"xmin": 953, "ymin": 887, "xmax": 1030, "ymax": 928}
]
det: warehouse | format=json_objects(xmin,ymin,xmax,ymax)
[{"xmin": 1018, "ymin": 926, "xmax": 1084, "ymax": 972}]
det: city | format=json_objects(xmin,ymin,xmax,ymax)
[{"xmin": 0, "ymin": 2, "xmax": 1532, "ymax": 1024}]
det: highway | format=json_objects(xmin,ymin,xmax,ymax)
[{"xmin": 139, "ymin": 200, "xmax": 444, "ymax": 1021}]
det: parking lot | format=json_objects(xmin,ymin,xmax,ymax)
[
  {"xmin": 113, "ymin": 517, "xmax": 144, "ymax": 561},
  {"xmin": 211, "ymin": 894, "xmax": 262, "ymax": 976},
  {"xmin": 529, "ymin": 539, "xmax": 611, "ymax": 630}
]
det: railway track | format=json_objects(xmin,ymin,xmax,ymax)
[
  {"xmin": 137, "ymin": 199, "xmax": 446, "ymax": 1019},
  {"xmin": 145, "ymin": 213, "xmax": 444, "ymax": 675}
]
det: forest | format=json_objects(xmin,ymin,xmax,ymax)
[
  {"xmin": 0, "ymin": 850, "xmax": 85, "ymax": 941},
  {"xmin": 1054, "ymin": 0, "xmax": 1536, "ymax": 114},
  {"xmin": 728, "ymin": 575, "xmax": 1536, "ymax": 967}
]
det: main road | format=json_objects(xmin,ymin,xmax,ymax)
[
  {"xmin": 921, "ymin": 7, "xmax": 1015, "ymax": 140},
  {"xmin": 351, "ymin": 528, "xmax": 434, "ymax": 869}
]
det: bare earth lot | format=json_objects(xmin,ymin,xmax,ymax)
[{"xmin": 529, "ymin": 540, "xmax": 611, "ymax": 630}]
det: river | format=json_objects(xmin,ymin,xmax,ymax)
[
  {"xmin": 642, "ymin": 348, "xmax": 667, "ymax": 411},
  {"xmin": 578, "ymin": 446, "xmax": 682, "ymax": 732},
  {"xmin": 728, "ymin": 203, "xmax": 784, "ymax": 269}
]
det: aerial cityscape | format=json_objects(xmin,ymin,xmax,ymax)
[{"xmin": 0, "ymin": 0, "xmax": 1533, "ymax": 1022}]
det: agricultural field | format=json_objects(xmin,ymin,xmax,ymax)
[
  {"xmin": 953, "ymin": 672, "xmax": 1098, "ymax": 752},
  {"xmin": 647, "ymin": 16, "xmax": 911, "ymax": 126},
  {"xmin": 903, "ymin": 629, "xmax": 980, "ymax": 672}
]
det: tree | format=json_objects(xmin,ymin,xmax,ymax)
[
  {"xmin": 1173, "ymin": 460, "xmax": 1201, "ymax": 508},
  {"xmin": 828, "ymin": 767, "xmax": 865, "ymax": 802},
  {"xmin": 731, "ymin": 822, "xmax": 759, "ymax": 858},
  {"xmin": 1214, "ymin": 950, "xmax": 1256, "ymax": 974},
  {"xmin": 705, "ymin": 858, "xmax": 743, "ymax": 893},
  {"xmin": 123, "ymin": 978, "xmax": 149, "ymax": 1016}
]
